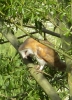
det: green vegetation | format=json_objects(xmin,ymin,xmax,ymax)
[{"xmin": 0, "ymin": 0, "xmax": 72, "ymax": 100}]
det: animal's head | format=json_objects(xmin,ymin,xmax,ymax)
[{"xmin": 18, "ymin": 48, "xmax": 34, "ymax": 59}]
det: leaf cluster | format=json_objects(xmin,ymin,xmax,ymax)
[{"xmin": 0, "ymin": 0, "xmax": 72, "ymax": 99}]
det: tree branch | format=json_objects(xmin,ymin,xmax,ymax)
[
  {"xmin": 1, "ymin": 26, "xmax": 61, "ymax": 100},
  {"xmin": 24, "ymin": 25, "xmax": 61, "ymax": 38},
  {"xmin": 0, "ymin": 31, "xmax": 37, "ymax": 44},
  {"xmin": 0, "ymin": 15, "xmax": 61, "ymax": 38},
  {"xmin": 27, "ymin": 63, "xmax": 61, "ymax": 100}
]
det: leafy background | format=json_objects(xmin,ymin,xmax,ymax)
[{"xmin": 0, "ymin": 0, "xmax": 71, "ymax": 99}]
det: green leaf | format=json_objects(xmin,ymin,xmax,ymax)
[{"xmin": 0, "ymin": 75, "xmax": 4, "ymax": 86}]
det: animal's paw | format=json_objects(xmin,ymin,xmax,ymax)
[
  {"xmin": 34, "ymin": 65, "xmax": 43, "ymax": 74},
  {"xmin": 35, "ymin": 65, "xmax": 40, "ymax": 70}
]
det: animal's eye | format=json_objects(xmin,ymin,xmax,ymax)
[{"xmin": 25, "ymin": 50, "xmax": 27, "ymax": 54}]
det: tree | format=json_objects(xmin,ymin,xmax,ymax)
[{"xmin": 0, "ymin": 0, "xmax": 72, "ymax": 99}]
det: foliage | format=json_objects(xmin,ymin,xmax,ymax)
[
  {"xmin": 0, "ymin": 52, "xmax": 38, "ymax": 100},
  {"xmin": 0, "ymin": 50, "xmax": 68, "ymax": 100},
  {"xmin": 0, "ymin": 0, "xmax": 72, "ymax": 99},
  {"xmin": 0, "ymin": 0, "xmax": 71, "ymax": 25}
]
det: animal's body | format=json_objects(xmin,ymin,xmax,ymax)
[{"xmin": 18, "ymin": 38, "xmax": 66, "ymax": 71}]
